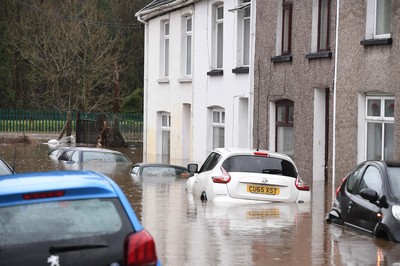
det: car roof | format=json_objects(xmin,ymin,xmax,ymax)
[
  {"xmin": 133, "ymin": 162, "xmax": 187, "ymax": 170},
  {"xmin": 213, "ymin": 148, "xmax": 295, "ymax": 162},
  {"xmin": 65, "ymin": 147, "xmax": 125, "ymax": 154},
  {"xmin": 0, "ymin": 170, "xmax": 121, "ymax": 207}
]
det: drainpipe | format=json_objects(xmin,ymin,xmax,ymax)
[{"xmin": 332, "ymin": 0, "xmax": 340, "ymax": 202}]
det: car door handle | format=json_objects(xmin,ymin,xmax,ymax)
[{"xmin": 347, "ymin": 201, "xmax": 353, "ymax": 213}]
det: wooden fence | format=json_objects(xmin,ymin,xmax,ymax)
[{"xmin": 0, "ymin": 109, "xmax": 143, "ymax": 141}]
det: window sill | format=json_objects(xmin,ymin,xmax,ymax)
[
  {"xmin": 207, "ymin": 69, "xmax": 223, "ymax": 76},
  {"xmin": 232, "ymin": 67, "xmax": 249, "ymax": 74},
  {"xmin": 178, "ymin": 77, "xmax": 192, "ymax": 83},
  {"xmin": 360, "ymin": 38, "xmax": 392, "ymax": 46},
  {"xmin": 157, "ymin": 77, "xmax": 170, "ymax": 83},
  {"xmin": 306, "ymin": 51, "xmax": 332, "ymax": 60},
  {"xmin": 271, "ymin": 55, "xmax": 292, "ymax": 63}
]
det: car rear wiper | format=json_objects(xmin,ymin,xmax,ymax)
[
  {"xmin": 49, "ymin": 244, "xmax": 109, "ymax": 254},
  {"xmin": 262, "ymin": 169, "xmax": 283, "ymax": 174}
]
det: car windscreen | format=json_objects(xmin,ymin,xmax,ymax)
[
  {"xmin": 0, "ymin": 198, "xmax": 133, "ymax": 246},
  {"xmin": 82, "ymin": 151, "xmax": 130, "ymax": 163},
  {"xmin": 387, "ymin": 166, "xmax": 400, "ymax": 198},
  {"xmin": 142, "ymin": 166, "xmax": 187, "ymax": 176},
  {"xmin": 222, "ymin": 155, "xmax": 297, "ymax": 178},
  {"xmin": 0, "ymin": 161, "xmax": 12, "ymax": 175}
]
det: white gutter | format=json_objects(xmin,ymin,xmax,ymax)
[
  {"xmin": 249, "ymin": 0, "xmax": 256, "ymax": 148},
  {"xmin": 136, "ymin": 0, "xmax": 201, "ymax": 23},
  {"xmin": 332, "ymin": 0, "xmax": 340, "ymax": 202}
]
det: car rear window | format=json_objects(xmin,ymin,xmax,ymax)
[
  {"xmin": 222, "ymin": 155, "xmax": 297, "ymax": 178},
  {"xmin": 0, "ymin": 198, "xmax": 133, "ymax": 246}
]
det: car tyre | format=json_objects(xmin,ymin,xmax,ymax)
[{"xmin": 201, "ymin": 191, "xmax": 207, "ymax": 202}]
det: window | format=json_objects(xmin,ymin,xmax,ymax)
[
  {"xmin": 346, "ymin": 165, "xmax": 365, "ymax": 195},
  {"xmin": 213, "ymin": 4, "xmax": 224, "ymax": 68},
  {"xmin": 282, "ymin": 0, "xmax": 293, "ymax": 55},
  {"xmin": 184, "ymin": 16, "xmax": 192, "ymax": 76},
  {"xmin": 199, "ymin": 152, "xmax": 222, "ymax": 173},
  {"xmin": 222, "ymin": 155, "xmax": 297, "ymax": 178},
  {"xmin": 161, "ymin": 113, "xmax": 171, "ymax": 163},
  {"xmin": 317, "ymin": 0, "xmax": 330, "ymax": 51},
  {"xmin": 365, "ymin": 0, "xmax": 392, "ymax": 39},
  {"xmin": 235, "ymin": 0, "xmax": 251, "ymax": 66},
  {"xmin": 358, "ymin": 166, "xmax": 382, "ymax": 196},
  {"xmin": 276, "ymin": 100, "xmax": 294, "ymax": 157},
  {"xmin": 212, "ymin": 109, "xmax": 225, "ymax": 149},
  {"xmin": 365, "ymin": 97, "xmax": 394, "ymax": 160},
  {"xmin": 161, "ymin": 21, "xmax": 170, "ymax": 77},
  {"xmin": 375, "ymin": 0, "xmax": 391, "ymax": 36}
]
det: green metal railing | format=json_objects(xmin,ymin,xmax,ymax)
[{"xmin": 0, "ymin": 109, "xmax": 143, "ymax": 140}]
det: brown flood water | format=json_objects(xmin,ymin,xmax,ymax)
[{"xmin": 1, "ymin": 140, "xmax": 400, "ymax": 266}]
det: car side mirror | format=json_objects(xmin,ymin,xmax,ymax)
[
  {"xmin": 187, "ymin": 163, "xmax": 198, "ymax": 173},
  {"xmin": 359, "ymin": 188, "xmax": 379, "ymax": 203}
]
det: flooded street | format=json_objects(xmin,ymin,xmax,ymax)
[{"xmin": 1, "ymin": 141, "xmax": 400, "ymax": 266}]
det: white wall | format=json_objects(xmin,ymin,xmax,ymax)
[{"xmin": 142, "ymin": 0, "xmax": 254, "ymax": 165}]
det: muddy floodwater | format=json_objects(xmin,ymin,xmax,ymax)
[{"xmin": 1, "ymin": 140, "xmax": 400, "ymax": 266}]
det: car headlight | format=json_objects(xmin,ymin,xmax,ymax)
[{"xmin": 392, "ymin": 205, "xmax": 400, "ymax": 220}]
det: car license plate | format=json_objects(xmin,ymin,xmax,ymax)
[{"xmin": 246, "ymin": 185, "xmax": 280, "ymax": 195}]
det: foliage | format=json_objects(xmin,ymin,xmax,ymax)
[
  {"xmin": 0, "ymin": 0, "xmax": 151, "ymax": 112},
  {"xmin": 121, "ymin": 88, "xmax": 143, "ymax": 114}
]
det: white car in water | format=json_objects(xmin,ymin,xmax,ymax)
[{"xmin": 186, "ymin": 148, "xmax": 310, "ymax": 203}]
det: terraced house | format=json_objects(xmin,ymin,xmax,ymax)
[
  {"xmin": 136, "ymin": 0, "xmax": 255, "ymax": 165},
  {"xmin": 137, "ymin": 0, "xmax": 399, "ymax": 187},
  {"xmin": 254, "ymin": 0, "xmax": 399, "ymax": 187}
]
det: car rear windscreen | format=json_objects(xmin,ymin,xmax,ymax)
[
  {"xmin": 222, "ymin": 155, "xmax": 297, "ymax": 178},
  {"xmin": 0, "ymin": 198, "xmax": 132, "ymax": 246}
]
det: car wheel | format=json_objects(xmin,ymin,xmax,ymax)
[{"xmin": 201, "ymin": 191, "xmax": 207, "ymax": 202}]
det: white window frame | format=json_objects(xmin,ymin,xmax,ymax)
[
  {"xmin": 212, "ymin": 109, "xmax": 225, "ymax": 149},
  {"xmin": 364, "ymin": 96, "xmax": 394, "ymax": 161},
  {"xmin": 161, "ymin": 21, "xmax": 170, "ymax": 77},
  {"xmin": 365, "ymin": 0, "xmax": 392, "ymax": 39},
  {"xmin": 213, "ymin": 4, "xmax": 224, "ymax": 69},
  {"xmin": 233, "ymin": 0, "xmax": 251, "ymax": 67},
  {"xmin": 161, "ymin": 112, "xmax": 171, "ymax": 163},
  {"xmin": 184, "ymin": 16, "xmax": 192, "ymax": 76}
]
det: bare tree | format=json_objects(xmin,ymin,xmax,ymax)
[{"xmin": 8, "ymin": 0, "xmax": 121, "ymax": 112}]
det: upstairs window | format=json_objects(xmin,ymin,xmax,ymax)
[
  {"xmin": 375, "ymin": 0, "xmax": 391, "ymax": 36},
  {"xmin": 161, "ymin": 21, "xmax": 170, "ymax": 77},
  {"xmin": 365, "ymin": 0, "xmax": 392, "ymax": 39},
  {"xmin": 235, "ymin": 0, "xmax": 251, "ymax": 66},
  {"xmin": 282, "ymin": 0, "xmax": 293, "ymax": 55},
  {"xmin": 213, "ymin": 4, "xmax": 224, "ymax": 69},
  {"xmin": 317, "ymin": 0, "xmax": 330, "ymax": 51},
  {"xmin": 184, "ymin": 16, "xmax": 192, "ymax": 76}
]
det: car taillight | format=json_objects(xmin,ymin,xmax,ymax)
[
  {"xmin": 335, "ymin": 176, "xmax": 347, "ymax": 196},
  {"xmin": 124, "ymin": 229, "xmax": 158, "ymax": 266},
  {"xmin": 254, "ymin": 151, "xmax": 269, "ymax": 156},
  {"xmin": 212, "ymin": 166, "xmax": 231, "ymax": 184},
  {"xmin": 22, "ymin": 190, "xmax": 65, "ymax": 200},
  {"xmin": 295, "ymin": 177, "xmax": 310, "ymax": 191}
]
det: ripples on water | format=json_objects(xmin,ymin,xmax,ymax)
[{"xmin": 1, "ymin": 141, "xmax": 400, "ymax": 266}]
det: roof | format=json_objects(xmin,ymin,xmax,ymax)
[
  {"xmin": 0, "ymin": 171, "xmax": 118, "ymax": 207},
  {"xmin": 141, "ymin": 0, "xmax": 176, "ymax": 10},
  {"xmin": 136, "ymin": 0, "xmax": 201, "ymax": 22}
]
